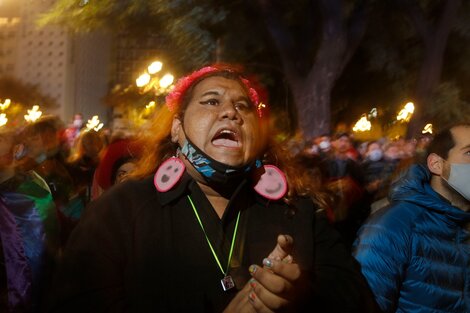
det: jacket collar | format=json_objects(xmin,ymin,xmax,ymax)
[{"xmin": 390, "ymin": 164, "xmax": 470, "ymax": 222}]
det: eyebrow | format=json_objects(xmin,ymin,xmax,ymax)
[
  {"xmin": 200, "ymin": 90, "xmax": 250, "ymax": 102},
  {"xmin": 200, "ymin": 90, "xmax": 221, "ymax": 97},
  {"xmin": 460, "ymin": 144, "xmax": 470, "ymax": 150}
]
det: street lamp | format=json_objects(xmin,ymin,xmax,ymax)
[
  {"xmin": 396, "ymin": 102, "xmax": 414, "ymax": 122},
  {"xmin": 86, "ymin": 115, "xmax": 104, "ymax": 132},
  {"xmin": 0, "ymin": 113, "xmax": 7, "ymax": 127},
  {"xmin": 148, "ymin": 61, "xmax": 163, "ymax": 75},
  {"xmin": 422, "ymin": 123, "xmax": 433, "ymax": 134},
  {"xmin": 135, "ymin": 60, "xmax": 175, "ymax": 93},
  {"xmin": 0, "ymin": 99, "xmax": 11, "ymax": 111},
  {"xmin": 159, "ymin": 74, "xmax": 174, "ymax": 89},
  {"xmin": 136, "ymin": 73, "xmax": 151, "ymax": 88},
  {"xmin": 353, "ymin": 115, "xmax": 372, "ymax": 132},
  {"xmin": 24, "ymin": 105, "xmax": 42, "ymax": 122}
]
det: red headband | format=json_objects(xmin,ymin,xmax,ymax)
[{"xmin": 165, "ymin": 65, "xmax": 266, "ymax": 117}]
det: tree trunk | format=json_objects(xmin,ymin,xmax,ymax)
[
  {"xmin": 292, "ymin": 38, "xmax": 347, "ymax": 138},
  {"xmin": 258, "ymin": 0, "xmax": 370, "ymax": 139}
]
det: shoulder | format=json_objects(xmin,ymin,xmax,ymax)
[
  {"xmin": 366, "ymin": 200, "xmax": 426, "ymax": 231},
  {"xmin": 84, "ymin": 176, "xmax": 158, "ymax": 220},
  {"xmin": 354, "ymin": 200, "xmax": 427, "ymax": 257}
]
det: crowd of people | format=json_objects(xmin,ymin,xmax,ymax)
[{"xmin": 0, "ymin": 63, "xmax": 469, "ymax": 312}]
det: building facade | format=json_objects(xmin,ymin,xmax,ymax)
[{"xmin": 0, "ymin": 0, "xmax": 111, "ymax": 124}]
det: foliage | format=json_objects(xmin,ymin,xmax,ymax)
[
  {"xmin": 428, "ymin": 82, "xmax": 470, "ymax": 128},
  {"xmin": 38, "ymin": 0, "xmax": 227, "ymax": 69},
  {"xmin": 0, "ymin": 76, "xmax": 58, "ymax": 109},
  {"xmin": 39, "ymin": 0, "xmax": 470, "ymax": 137},
  {"xmin": 0, "ymin": 76, "xmax": 58, "ymax": 127}
]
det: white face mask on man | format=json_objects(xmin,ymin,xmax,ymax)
[
  {"xmin": 318, "ymin": 140, "xmax": 331, "ymax": 151},
  {"xmin": 367, "ymin": 149, "xmax": 383, "ymax": 162},
  {"xmin": 444, "ymin": 163, "xmax": 470, "ymax": 201}
]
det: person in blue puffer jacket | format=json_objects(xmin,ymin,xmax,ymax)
[{"xmin": 353, "ymin": 122, "xmax": 470, "ymax": 313}]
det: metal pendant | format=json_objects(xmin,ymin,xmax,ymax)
[{"xmin": 221, "ymin": 275, "xmax": 235, "ymax": 291}]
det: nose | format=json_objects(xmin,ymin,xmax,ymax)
[{"xmin": 219, "ymin": 101, "xmax": 241, "ymax": 122}]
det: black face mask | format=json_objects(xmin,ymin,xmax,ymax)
[{"xmin": 179, "ymin": 135, "xmax": 261, "ymax": 185}]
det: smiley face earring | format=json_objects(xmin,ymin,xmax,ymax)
[
  {"xmin": 253, "ymin": 164, "xmax": 287, "ymax": 200},
  {"xmin": 154, "ymin": 153, "xmax": 288, "ymax": 200},
  {"xmin": 154, "ymin": 152, "xmax": 186, "ymax": 192}
]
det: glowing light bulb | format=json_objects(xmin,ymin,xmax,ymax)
[
  {"xmin": 148, "ymin": 61, "xmax": 163, "ymax": 74},
  {"xmin": 136, "ymin": 73, "xmax": 151, "ymax": 87},
  {"xmin": 159, "ymin": 74, "xmax": 174, "ymax": 88},
  {"xmin": 24, "ymin": 105, "xmax": 42, "ymax": 122},
  {"xmin": 353, "ymin": 115, "xmax": 371, "ymax": 132}
]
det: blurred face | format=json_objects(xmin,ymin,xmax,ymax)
[
  {"xmin": 367, "ymin": 142, "xmax": 381, "ymax": 153},
  {"xmin": 82, "ymin": 134, "xmax": 104, "ymax": 158},
  {"xmin": 114, "ymin": 161, "xmax": 136, "ymax": 184},
  {"xmin": 335, "ymin": 136, "xmax": 351, "ymax": 154},
  {"xmin": 171, "ymin": 76, "xmax": 263, "ymax": 167},
  {"xmin": 384, "ymin": 146, "xmax": 400, "ymax": 160},
  {"xmin": 25, "ymin": 133, "xmax": 46, "ymax": 158}
]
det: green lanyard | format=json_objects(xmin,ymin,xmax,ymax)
[{"xmin": 187, "ymin": 195, "xmax": 241, "ymax": 277}]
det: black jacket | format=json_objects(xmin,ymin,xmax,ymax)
[{"xmin": 48, "ymin": 174, "xmax": 379, "ymax": 313}]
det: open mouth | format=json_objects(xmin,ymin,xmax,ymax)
[{"xmin": 212, "ymin": 128, "xmax": 241, "ymax": 148}]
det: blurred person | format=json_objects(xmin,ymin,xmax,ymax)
[
  {"xmin": 0, "ymin": 127, "xmax": 60, "ymax": 312},
  {"xmin": 16, "ymin": 117, "xmax": 84, "ymax": 247},
  {"xmin": 48, "ymin": 64, "xmax": 379, "ymax": 313},
  {"xmin": 91, "ymin": 137, "xmax": 141, "ymax": 200},
  {"xmin": 319, "ymin": 132, "xmax": 370, "ymax": 248},
  {"xmin": 67, "ymin": 130, "xmax": 105, "ymax": 204},
  {"xmin": 402, "ymin": 139, "xmax": 416, "ymax": 159},
  {"xmin": 362, "ymin": 141, "xmax": 401, "ymax": 201},
  {"xmin": 382, "ymin": 142, "xmax": 401, "ymax": 162},
  {"xmin": 353, "ymin": 122, "xmax": 470, "ymax": 313},
  {"xmin": 64, "ymin": 113, "xmax": 84, "ymax": 149},
  {"xmin": 361, "ymin": 141, "xmax": 385, "ymax": 192},
  {"xmin": 414, "ymin": 133, "xmax": 433, "ymax": 163},
  {"xmin": 314, "ymin": 133, "xmax": 332, "ymax": 156},
  {"xmin": 357, "ymin": 141, "xmax": 370, "ymax": 160}
]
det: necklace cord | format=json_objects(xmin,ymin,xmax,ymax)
[{"xmin": 187, "ymin": 195, "xmax": 241, "ymax": 275}]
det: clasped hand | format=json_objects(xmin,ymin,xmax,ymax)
[{"xmin": 224, "ymin": 235, "xmax": 305, "ymax": 313}]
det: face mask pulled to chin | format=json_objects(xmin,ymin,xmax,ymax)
[{"xmin": 444, "ymin": 163, "xmax": 470, "ymax": 201}]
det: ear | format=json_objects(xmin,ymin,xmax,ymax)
[
  {"xmin": 171, "ymin": 116, "xmax": 182, "ymax": 143},
  {"xmin": 427, "ymin": 153, "xmax": 444, "ymax": 175}
]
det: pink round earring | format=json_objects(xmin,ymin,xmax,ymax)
[
  {"xmin": 154, "ymin": 153, "xmax": 186, "ymax": 192},
  {"xmin": 253, "ymin": 165, "xmax": 287, "ymax": 200}
]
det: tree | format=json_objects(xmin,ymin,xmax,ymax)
[
  {"xmin": 40, "ymin": 0, "xmax": 377, "ymax": 138},
  {"xmin": 256, "ymin": 0, "xmax": 373, "ymax": 138},
  {"xmin": 0, "ymin": 76, "xmax": 58, "ymax": 126},
  {"xmin": 357, "ymin": 0, "xmax": 467, "ymax": 137},
  {"xmin": 396, "ymin": 0, "xmax": 462, "ymax": 137}
]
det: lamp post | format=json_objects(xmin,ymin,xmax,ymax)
[{"xmin": 135, "ymin": 60, "xmax": 174, "ymax": 94}]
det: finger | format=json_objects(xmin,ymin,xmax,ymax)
[
  {"xmin": 223, "ymin": 283, "xmax": 257, "ymax": 313},
  {"xmin": 249, "ymin": 278, "xmax": 289, "ymax": 312},
  {"xmin": 282, "ymin": 254, "xmax": 293, "ymax": 264},
  {"xmin": 267, "ymin": 234, "xmax": 294, "ymax": 261},
  {"xmin": 248, "ymin": 288, "xmax": 276, "ymax": 313},
  {"xmin": 262, "ymin": 258, "xmax": 301, "ymax": 283},
  {"xmin": 249, "ymin": 263, "xmax": 293, "ymax": 295}
]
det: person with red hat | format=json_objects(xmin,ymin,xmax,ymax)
[{"xmin": 91, "ymin": 138, "xmax": 142, "ymax": 200}]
